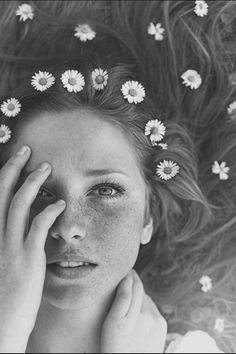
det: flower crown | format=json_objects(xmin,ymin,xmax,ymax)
[{"xmin": 0, "ymin": 0, "xmax": 232, "ymax": 191}]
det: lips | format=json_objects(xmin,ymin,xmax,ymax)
[{"xmin": 47, "ymin": 256, "xmax": 98, "ymax": 266}]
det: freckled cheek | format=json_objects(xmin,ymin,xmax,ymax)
[{"xmin": 90, "ymin": 202, "xmax": 145, "ymax": 271}]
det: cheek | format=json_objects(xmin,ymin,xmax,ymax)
[{"xmin": 90, "ymin": 200, "xmax": 145, "ymax": 270}]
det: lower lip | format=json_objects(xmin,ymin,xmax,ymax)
[{"xmin": 47, "ymin": 264, "xmax": 97, "ymax": 280}]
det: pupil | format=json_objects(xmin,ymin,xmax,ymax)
[{"xmin": 100, "ymin": 187, "xmax": 112, "ymax": 195}]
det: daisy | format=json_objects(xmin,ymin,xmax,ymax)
[
  {"xmin": 194, "ymin": 1, "xmax": 209, "ymax": 18},
  {"xmin": 91, "ymin": 68, "xmax": 108, "ymax": 90},
  {"xmin": 145, "ymin": 119, "xmax": 166, "ymax": 144},
  {"xmin": 16, "ymin": 3, "xmax": 34, "ymax": 22},
  {"xmin": 121, "ymin": 80, "xmax": 145, "ymax": 104},
  {"xmin": 74, "ymin": 24, "xmax": 96, "ymax": 42},
  {"xmin": 227, "ymin": 101, "xmax": 236, "ymax": 120},
  {"xmin": 61, "ymin": 70, "xmax": 85, "ymax": 93},
  {"xmin": 212, "ymin": 161, "xmax": 230, "ymax": 180},
  {"xmin": 214, "ymin": 318, "xmax": 225, "ymax": 334},
  {"xmin": 147, "ymin": 22, "xmax": 165, "ymax": 41},
  {"xmin": 156, "ymin": 160, "xmax": 180, "ymax": 181},
  {"xmin": 157, "ymin": 142, "xmax": 168, "ymax": 150},
  {"xmin": 181, "ymin": 69, "xmax": 202, "ymax": 89},
  {"xmin": 0, "ymin": 124, "xmax": 12, "ymax": 144},
  {"xmin": 199, "ymin": 275, "xmax": 212, "ymax": 293},
  {"xmin": 0, "ymin": 98, "xmax": 21, "ymax": 118},
  {"xmin": 31, "ymin": 71, "xmax": 55, "ymax": 92}
]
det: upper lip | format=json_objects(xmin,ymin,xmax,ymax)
[{"xmin": 47, "ymin": 256, "xmax": 98, "ymax": 265}]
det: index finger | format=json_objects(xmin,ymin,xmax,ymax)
[{"xmin": 0, "ymin": 145, "xmax": 31, "ymax": 233}]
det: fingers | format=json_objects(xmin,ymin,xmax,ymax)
[
  {"xmin": 127, "ymin": 270, "xmax": 144, "ymax": 318},
  {"xmin": 108, "ymin": 271, "xmax": 133, "ymax": 319},
  {"xmin": 25, "ymin": 200, "xmax": 66, "ymax": 252},
  {"xmin": 6, "ymin": 162, "xmax": 52, "ymax": 243},
  {"xmin": 0, "ymin": 145, "xmax": 31, "ymax": 234}
]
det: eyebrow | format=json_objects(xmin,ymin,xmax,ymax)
[{"xmin": 20, "ymin": 168, "xmax": 130, "ymax": 180}]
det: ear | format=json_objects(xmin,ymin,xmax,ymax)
[{"xmin": 141, "ymin": 215, "xmax": 154, "ymax": 245}]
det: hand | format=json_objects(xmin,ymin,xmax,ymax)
[
  {"xmin": 100, "ymin": 269, "xmax": 167, "ymax": 353},
  {"xmin": 0, "ymin": 145, "xmax": 66, "ymax": 353}
]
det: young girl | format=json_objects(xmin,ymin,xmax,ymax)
[{"xmin": 0, "ymin": 1, "xmax": 235, "ymax": 352}]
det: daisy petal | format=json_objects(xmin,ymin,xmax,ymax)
[
  {"xmin": 147, "ymin": 22, "xmax": 165, "ymax": 41},
  {"xmin": 0, "ymin": 124, "xmax": 12, "ymax": 144}
]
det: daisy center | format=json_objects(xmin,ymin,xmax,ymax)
[
  {"xmin": 188, "ymin": 75, "xmax": 196, "ymax": 83},
  {"xmin": 81, "ymin": 26, "xmax": 89, "ymax": 33},
  {"xmin": 151, "ymin": 127, "xmax": 160, "ymax": 135},
  {"xmin": 163, "ymin": 167, "xmax": 172, "ymax": 175},
  {"xmin": 0, "ymin": 130, "xmax": 5, "ymax": 137},
  {"xmin": 7, "ymin": 103, "xmax": 15, "ymax": 111},
  {"xmin": 95, "ymin": 75, "xmax": 105, "ymax": 84},
  {"xmin": 38, "ymin": 78, "xmax": 48, "ymax": 86},
  {"xmin": 128, "ymin": 88, "xmax": 137, "ymax": 97},
  {"xmin": 68, "ymin": 78, "xmax": 77, "ymax": 86}
]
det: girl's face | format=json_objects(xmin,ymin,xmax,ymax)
[{"xmin": 2, "ymin": 109, "xmax": 153, "ymax": 309}]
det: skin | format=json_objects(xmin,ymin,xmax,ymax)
[{"xmin": 0, "ymin": 108, "xmax": 156, "ymax": 352}]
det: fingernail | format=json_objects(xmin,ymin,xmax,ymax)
[
  {"xmin": 56, "ymin": 200, "xmax": 66, "ymax": 206},
  {"xmin": 16, "ymin": 145, "xmax": 30, "ymax": 156},
  {"xmin": 37, "ymin": 162, "xmax": 51, "ymax": 172}
]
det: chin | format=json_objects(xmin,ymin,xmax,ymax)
[{"xmin": 42, "ymin": 270, "xmax": 118, "ymax": 310}]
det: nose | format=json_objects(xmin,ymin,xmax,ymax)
[{"xmin": 49, "ymin": 200, "xmax": 87, "ymax": 243}]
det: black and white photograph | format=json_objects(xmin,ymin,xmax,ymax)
[{"xmin": 0, "ymin": 0, "xmax": 235, "ymax": 352}]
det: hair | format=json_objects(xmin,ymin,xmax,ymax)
[{"xmin": 0, "ymin": 0, "xmax": 236, "ymax": 352}]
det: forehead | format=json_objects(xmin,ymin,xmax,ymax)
[{"xmin": 6, "ymin": 109, "xmax": 143, "ymax": 180}]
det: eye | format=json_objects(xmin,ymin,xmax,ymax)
[
  {"xmin": 37, "ymin": 187, "xmax": 54, "ymax": 199},
  {"xmin": 90, "ymin": 182, "xmax": 126, "ymax": 199}
]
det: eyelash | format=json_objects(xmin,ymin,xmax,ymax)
[{"xmin": 37, "ymin": 180, "xmax": 126, "ymax": 201}]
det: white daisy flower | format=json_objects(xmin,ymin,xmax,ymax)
[
  {"xmin": 214, "ymin": 318, "xmax": 225, "ymax": 334},
  {"xmin": 74, "ymin": 24, "xmax": 96, "ymax": 42},
  {"xmin": 147, "ymin": 22, "xmax": 165, "ymax": 41},
  {"xmin": 16, "ymin": 3, "xmax": 34, "ymax": 22},
  {"xmin": 31, "ymin": 71, "xmax": 55, "ymax": 92},
  {"xmin": 0, "ymin": 98, "xmax": 21, "ymax": 118},
  {"xmin": 157, "ymin": 142, "xmax": 168, "ymax": 150},
  {"xmin": 91, "ymin": 68, "xmax": 109, "ymax": 90},
  {"xmin": 121, "ymin": 80, "xmax": 145, "ymax": 104},
  {"xmin": 212, "ymin": 161, "xmax": 230, "ymax": 180},
  {"xmin": 227, "ymin": 101, "xmax": 236, "ymax": 120},
  {"xmin": 181, "ymin": 69, "xmax": 202, "ymax": 89},
  {"xmin": 199, "ymin": 275, "xmax": 212, "ymax": 293},
  {"xmin": 61, "ymin": 70, "xmax": 85, "ymax": 93},
  {"xmin": 145, "ymin": 119, "xmax": 166, "ymax": 144},
  {"xmin": 0, "ymin": 124, "xmax": 12, "ymax": 144},
  {"xmin": 156, "ymin": 160, "xmax": 180, "ymax": 180},
  {"xmin": 194, "ymin": 1, "xmax": 209, "ymax": 17}
]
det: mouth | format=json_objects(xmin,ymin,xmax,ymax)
[{"xmin": 47, "ymin": 261, "xmax": 98, "ymax": 280}]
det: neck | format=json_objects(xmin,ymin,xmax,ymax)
[{"xmin": 27, "ymin": 290, "xmax": 115, "ymax": 353}]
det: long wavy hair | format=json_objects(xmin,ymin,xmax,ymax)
[{"xmin": 0, "ymin": 1, "xmax": 236, "ymax": 352}]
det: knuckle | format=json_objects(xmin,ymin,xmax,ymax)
[
  {"xmin": 10, "ymin": 195, "xmax": 23, "ymax": 210},
  {"xmin": 27, "ymin": 171, "xmax": 39, "ymax": 183},
  {"xmin": 31, "ymin": 216, "xmax": 42, "ymax": 230}
]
